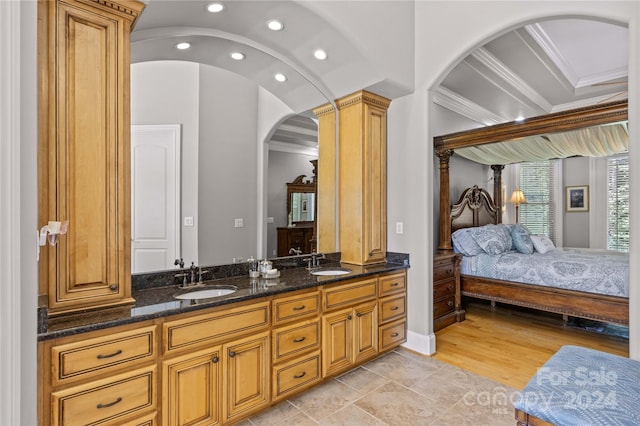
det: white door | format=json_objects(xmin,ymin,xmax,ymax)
[{"xmin": 131, "ymin": 124, "xmax": 181, "ymax": 273}]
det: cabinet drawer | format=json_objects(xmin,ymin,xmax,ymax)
[
  {"xmin": 323, "ymin": 278, "xmax": 378, "ymax": 311},
  {"xmin": 52, "ymin": 325, "xmax": 157, "ymax": 386},
  {"xmin": 379, "ymin": 294, "xmax": 406, "ymax": 324},
  {"xmin": 272, "ymin": 319, "xmax": 320, "ymax": 362},
  {"xmin": 164, "ymin": 301, "xmax": 269, "ymax": 353},
  {"xmin": 433, "ymin": 280, "xmax": 456, "ymax": 300},
  {"xmin": 378, "ymin": 272, "xmax": 406, "ymax": 297},
  {"xmin": 272, "ymin": 291, "xmax": 320, "ymax": 325},
  {"xmin": 433, "ymin": 296, "xmax": 455, "ymax": 318},
  {"xmin": 433, "ymin": 264, "xmax": 455, "ymax": 282},
  {"xmin": 379, "ymin": 319, "xmax": 406, "ymax": 352},
  {"xmin": 272, "ymin": 351, "xmax": 321, "ymax": 400},
  {"xmin": 51, "ymin": 365, "xmax": 156, "ymax": 426}
]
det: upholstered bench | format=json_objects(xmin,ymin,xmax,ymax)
[{"xmin": 513, "ymin": 345, "xmax": 640, "ymax": 425}]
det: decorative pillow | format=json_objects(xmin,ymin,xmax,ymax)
[
  {"xmin": 511, "ymin": 223, "xmax": 534, "ymax": 254},
  {"xmin": 451, "ymin": 228, "xmax": 484, "ymax": 256},
  {"xmin": 531, "ymin": 234, "xmax": 555, "ymax": 254},
  {"xmin": 470, "ymin": 224, "xmax": 513, "ymax": 255}
]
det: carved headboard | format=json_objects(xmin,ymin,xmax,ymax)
[{"xmin": 451, "ymin": 185, "xmax": 499, "ymax": 232}]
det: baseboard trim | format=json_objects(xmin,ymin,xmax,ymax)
[{"xmin": 402, "ymin": 330, "xmax": 436, "ymax": 355}]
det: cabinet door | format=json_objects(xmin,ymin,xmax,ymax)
[
  {"xmin": 321, "ymin": 308, "xmax": 353, "ymax": 378},
  {"xmin": 41, "ymin": 0, "xmax": 141, "ymax": 313},
  {"xmin": 223, "ymin": 332, "xmax": 270, "ymax": 423},
  {"xmin": 353, "ymin": 301, "xmax": 378, "ymax": 364},
  {"xmin": 163, "ymin": 347, "xmax": 221, "ymax": 426}
]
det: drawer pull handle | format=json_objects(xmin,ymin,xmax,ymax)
[
  {"xmin": 390, "ymin": 306, "xmax": 399, "ymax": 311},
  {"xmin": 293, "ymin": 337, "xmax": 306, "ymax": 343},
  {"xmin": 293, "ymin": 372, "xmax": 306, "ymax": 379},
  {"xmin": 356, "ymin": 312, "xmax": 362, "ymax": 317},
  {"xmin": 97, "ymin": 397, "xmax": 122, "ymax": 409},
  {"xmin": 447, "ymin": 285, "xmax": 454, "ymax": 291},
  {"xmin": 447, "ymin": 268, "xmax": 453, "ymax": 274},
  {"xmin": 229, "ymin": 351, "xmax": 236, "ymax": 358},
  {"xmin": 448, "ymin": 301, "xmax": 454, "ymax": 307},
  {"xmin": 97, "ymin": 349, "xmax": 122, "ymax": 359},
  {"xmin": 391, "ymin": 333, "xmax": 399, "ymax": 337},
  {"xmin": 390, "ymin": 282, "xmax": 399, "ymax": 287},
  {"xmin": 292, "ymin": 305, "xmax": 306, "ymax": 311},
  {"xmin": 347, "ymin": 315, "xmax": 353, "ymax": 320},
  {"xmin": 109, "ymin": 284, "xmax": 118, "ymax": 291},
  {"xmin": 212, "ymin": 356, "xmax": 219, "ymax": 363}
]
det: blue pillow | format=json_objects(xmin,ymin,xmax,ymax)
[
  {"xmin": 451, "ymin": 228, "xmax": 484, "ymax": 256},
  {"xmin": 470, "ymin": 224, "xmax": 512, "ymax": 255},
  {"xmin": 511, "ymin": 223, "xmax": 534, "ymax": 254}
]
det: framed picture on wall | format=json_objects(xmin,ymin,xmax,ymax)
[{"xmin": 566, "ymin": 185, "xmax": 589, "ymax": 212}]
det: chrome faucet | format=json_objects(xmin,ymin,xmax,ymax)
[
  {"xmin": 289, "ymin": 247, "xmax": 302, "ymax": 255},
  {"xmin": 312, "ymin": 252, "xmax": 324, "ymax": 267},
  {"xmin": 189, "ymin": 262, "xmax": 198, "ymax": 284}
]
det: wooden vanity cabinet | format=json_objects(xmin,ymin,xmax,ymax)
[
  {"xmin": 161, "ymin": 301, "xmax": 271, "ymax": 425},
  {"xmin": 378, "ymin": 272, "xmax": 408, "ymax": 351},
  {"xmin": 271, "ymin": 290, "xmax": 322, "ymax": 401},
  {"xmin": 39, "ymin": 321, "xmax": 159, "ymax": 426},
  {"xmin": 321, "ymin": 278, "xmax": 379, "ymax": 377},
  {"xmin": 39, "ymin": 269, "xmax": 409, "ymax": 424},
  {"xmin": 38, "ymin": 0, "xmax": 145, "ymax": 315}
]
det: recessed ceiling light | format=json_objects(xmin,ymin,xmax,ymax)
[
  {"xmin": 176, "ymin": 42, "xmax": 191, "ymax": 50},
  {"xmin": 230, "ymin": 52, "xmax": 245, "ymax": 60},
  {"xmin": 206, "ymin": 2, "xmax": 224, "ymax": 13},
  {"xmin": 274, "ymin": 73, "xmax": 287, "ymax": 82},
  {"xmin": 313, "ymin": 49, "xmax": 328, "ymax": 60},
  {"xmin": 267, "ymin": 20, "xmax": 284, "ymax": 31}
]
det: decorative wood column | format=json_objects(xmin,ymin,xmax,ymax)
[
  {"xmin": 336, "ymin": 90, "xmax": 391, "ymax": 265},
  {"xmin": 437, "ymin": 150, "xmax": 454, "ymax": 250},
  {"xmin": 491, "ymin": 164, "xmax": 504, "ymax": 222}
]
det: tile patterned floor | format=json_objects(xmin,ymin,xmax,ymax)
[{"xmin": 241, "ymin": 349, "xmax": 518, "ymax": 426}]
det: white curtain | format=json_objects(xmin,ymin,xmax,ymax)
[{"xmin": 455, "ymin": 122, "xmax": 628, "ymax": 165}]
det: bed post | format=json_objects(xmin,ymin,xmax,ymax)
[
  {"xmin": 491, "ymin": 165, "xmax": 504, "ymax": 223},
  {"xmin": 437, "ymin": 150, "xmax": 454, "ymax": 250}
]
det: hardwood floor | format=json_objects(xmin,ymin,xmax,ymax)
[{"xmin": 432, "ymin": 300, "xmax": 629, "ymax": 390}]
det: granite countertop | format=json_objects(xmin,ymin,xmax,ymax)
[{"xmin": 38, "ymin": 259, "xmax": 408, "ymax": 341}]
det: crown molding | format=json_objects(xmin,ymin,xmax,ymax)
[
  {"xmin": 433, "ymin": 87, "xmax": 506, "ymax": 126},
  {"xmin": 269, "ymin": 140, "xmax": 318, "ymax": 157},
  {"xmin": 525, "ymin": 23, "xmax": 578, "ymax": 86},
  {"xmin": 471, "ymin": 47, "xmax": 552, "ymax": 112}
]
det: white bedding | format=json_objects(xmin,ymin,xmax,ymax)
[{"xmin": 459, "ymin": 248, "xmax": 629, "ymax": 297}]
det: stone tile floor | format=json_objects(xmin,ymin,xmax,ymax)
[{"xmin": 240, "ymin": 348, "xmax": 518, "ymax": 425}]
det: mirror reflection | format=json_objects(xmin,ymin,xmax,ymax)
[
  {"xmin": 130, "ymin": 60, "xmax": 324, "ymax": 273},
  {"xmin": 291, "ymin": 193, "xmax": 315, "ymax": 223}
]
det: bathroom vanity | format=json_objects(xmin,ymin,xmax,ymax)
[{"xmin": 38, "ymin": 260, "xmax": 408, "ymax": 425}]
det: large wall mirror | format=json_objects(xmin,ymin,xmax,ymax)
[{"xmin": 129, "ymin": 3, "xmax": 333, "ymax": 273}]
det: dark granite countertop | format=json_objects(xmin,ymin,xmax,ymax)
[{"xmin": 38, "ymin": 257, "xmax": 409, "ymax": 341}]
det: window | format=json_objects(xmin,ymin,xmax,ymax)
[
  {"xmin": 607, "ymin": 156, "xmax": 629, "ymax": 252},
  {"xmin": 518, "ymin": 161, "xmax": 556, "ymax": 241}
]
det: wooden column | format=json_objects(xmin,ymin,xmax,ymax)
[
  {"xmin": 491, "ymin": 164, "xmax": 504, "ymax": 223},
  {"xmin": 437, "ymin": 150, "xmax": 454, "ymax": 250}
]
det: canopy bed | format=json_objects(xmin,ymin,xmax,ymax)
[{"xmin": 433, "ymin": 101, "xmax": 629, "ymax": 325}]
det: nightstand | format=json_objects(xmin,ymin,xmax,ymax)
[{"xmin": 433, "ymin": 252, "xmax": 465, "ymax": 331}]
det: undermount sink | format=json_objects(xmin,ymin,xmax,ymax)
[
  {"xmin": 310, "ymin": 268, "xmax": 352, "ymax": 276},
  {"xmin": 174, "ymin": 286, "xmax": 237, "ymax": 300}
]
